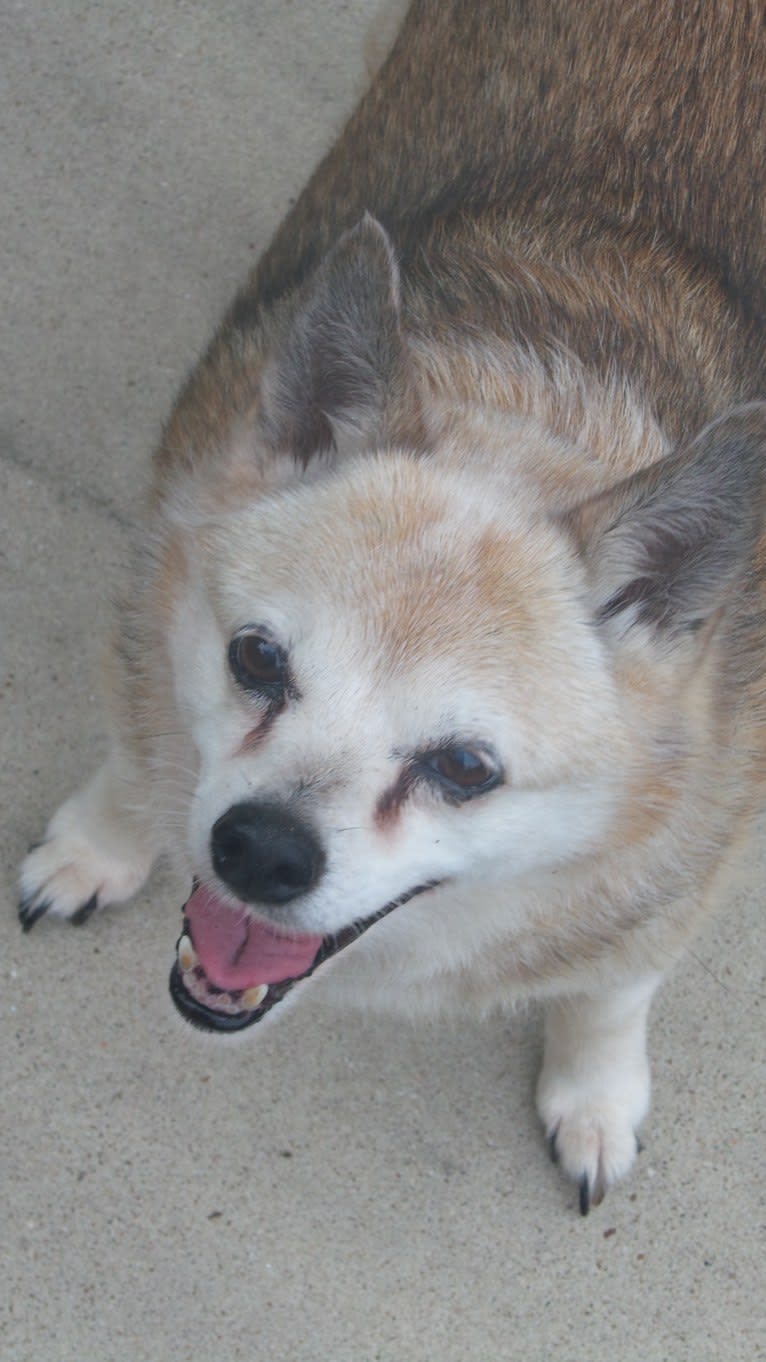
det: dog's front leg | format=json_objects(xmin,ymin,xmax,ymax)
[
  {"xmin": 536, "ymin": 973, "xmax": 661, "ymax": 1212},
  {"xmin": 18, "ymin": 746, "xmax": 159, "ymax": 931}
]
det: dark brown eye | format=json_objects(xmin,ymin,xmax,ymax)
[
  {"xmin": 229, "ymin": 632, "xmax": 287, "ymax": 696},
  {"xmin": 425, "ymin": 745, "xmax": 501, "ymax": 798}
]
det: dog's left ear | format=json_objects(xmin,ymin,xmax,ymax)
[
  {"xmin": 258, "ymin": 214, "xmax": 409, "ymax": 461},
  {"xmin": 561, "ymin": 404, "xmax": 766, "ymax": 639}
]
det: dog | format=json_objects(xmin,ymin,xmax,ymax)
[{"xmin": 18, "ymin": 0, "xmax": 766, "ymax": 1213}]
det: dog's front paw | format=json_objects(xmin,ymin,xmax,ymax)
[
  {"xmin": 18, "ymin": 833, "xmax": 147, "ymax": 931},
  {"xmin": 537, "ymin": 1052, "xmax": 649, "ymax": 1214},
  {"xmin": 18, "ymin": 763, "xmax": 155, "ymax": 931},
  {"xmin": 536, "ymin": 979, "xmax": 659, "ymax": 1213}
]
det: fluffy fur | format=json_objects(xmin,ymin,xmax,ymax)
[{"xmin": 19, "ymin": 0, "xmax": 766, "ymax": 1212}]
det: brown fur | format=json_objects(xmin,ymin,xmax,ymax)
[{"xmin": 155, "ymin": 0, "xmax": 766, "ymax": 487}]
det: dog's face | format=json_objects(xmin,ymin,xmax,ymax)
[
  {"xmin": 162, "ymin": 447, "xmax": 628, "ymax": 1029},
  {"xmin": 155, "ymin": 217, "xmax": 766, "ymax": 1030}
]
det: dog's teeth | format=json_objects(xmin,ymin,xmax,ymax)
[
  {"xmin": 177, "ymin": 934, "xmax": 198, "ymax": 971},
  {"xmin": 214, "ymin": 992, "xmax": 238, "ymax": 1014},
  {"xmin": 242, "ymin": 984, "xmax": 268, "ymax": 1010}
]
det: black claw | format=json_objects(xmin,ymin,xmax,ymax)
[
  {"xmin": 579, "ymin": 1174, "xmax": 591, "ymax": 1216},
  {"xmin": 26, "ymin": 839, "xmax": 46, "ymax": 855},
  {"xmin": 70, "ymin": 894, "xmax": 99, "ymax": 926},
  {"xmin": 636, "ymin": 1135, "xmax": 644, "ymax": 1155},
  {"xmin": 549, "ymin": 1133, "xmax": 559, "ymax": 1164},
  {"xmin": 18, "ymin": 898, "xmax": 50, "ymax": 933}
]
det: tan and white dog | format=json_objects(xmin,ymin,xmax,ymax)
[{"xmin": 18, "ymin": 0, "xmax": 766, "ymax": 1212}]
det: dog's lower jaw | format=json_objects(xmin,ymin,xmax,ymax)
[{"xmin": 168, "ymin": 878, "xmax": 445, "ymax": 1031}]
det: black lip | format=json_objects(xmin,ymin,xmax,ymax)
[
  {"xmin": 168, "ymin": 879, "xmax": 441, "ymax": 1033},
  {"xmin": 169, "ymin": 960, "xmax": 265, "ymax": 1030}
]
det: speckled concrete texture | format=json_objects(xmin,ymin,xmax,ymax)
[{"xmin": 2, "ymin": 5, "xmax": 764, "ymax": 1360}]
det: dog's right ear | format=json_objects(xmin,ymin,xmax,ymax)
[{"xmin": 258, "ymin": 215, "xmax": 410, "ymax": 462}]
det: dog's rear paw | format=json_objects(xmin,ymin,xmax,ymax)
[
  {"xmin": 538, "ymin": 1062, "xmax": 649, "ymax": 1213},
  {"xmin": 18, "ymin": 767, "xmax": 155, "ymax": 931}
]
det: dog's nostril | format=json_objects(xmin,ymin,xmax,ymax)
[
  {"xmin": 211, "ymin": 802, "xmax": 325, "ymax": 906},
  {"xmin": 214, "ymin": 825, "xmax": 247, "ymax": 869},
  {"xmin": 272, "ymin": 857, "xmax": 307, "ymax": 889}
]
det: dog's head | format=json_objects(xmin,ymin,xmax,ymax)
[{"xmin": 152, "ymin": 218, "xmax": 766, "ymax": 1030}]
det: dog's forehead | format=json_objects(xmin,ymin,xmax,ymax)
[{"xmin": 201, "ymin": 455, "xmax": 573, "ymax": 673}]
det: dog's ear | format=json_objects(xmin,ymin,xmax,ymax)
[
  {"xmin": 561, "ymin": 404, "xmax": 766, "ymax": 638},
  {"xmin": 258, "ymin": 214, "xmax": 407, "ymax": 461}
]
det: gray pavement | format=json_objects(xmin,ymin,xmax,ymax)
[{"xmin": 2, "ymin": 4, "xmax": 764, "ymax": 1359}]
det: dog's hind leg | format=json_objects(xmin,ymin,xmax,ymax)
[
  {"xmin": 18, "ymin": 746, "xmax": 159, "ymax": 931},
  {"xmin": 536, "ymin": 973, "xmax": 662, "ymax": 1213}
]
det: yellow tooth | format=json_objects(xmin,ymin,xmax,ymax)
[
  {"xmin": 242, "ymin": 984, "xmax": 268, "ymax": 1010},
  {"xmin": 178, "ymin": 934, "xmax": 198, "ymax": 971}
]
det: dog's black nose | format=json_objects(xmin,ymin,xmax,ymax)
[{"xmin": 210, "ymin": 802, "xmax": 325, "ymax": 905}]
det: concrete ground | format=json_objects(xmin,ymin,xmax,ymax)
[{"xmin": 1, "ymin": 3, "xmax": 764, "ymax": 1359}]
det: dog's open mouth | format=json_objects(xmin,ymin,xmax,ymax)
[{"xmin": 169, "ymin": 879, "xmax": 440, "ymax": 1031}]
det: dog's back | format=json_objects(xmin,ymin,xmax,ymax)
[
  {"xmin": 159, "ymin": 0, "xmax": 766, "ymax": 483},
  {"xmin": 251, "ymin": 0, "xmax": 766, "ymax": 327}
]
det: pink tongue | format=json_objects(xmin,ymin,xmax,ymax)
[{"xmin": 185, "ymin": 884, "xmax": 323, "ymax": 991}]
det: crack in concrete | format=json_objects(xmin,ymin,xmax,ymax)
[{"xmin": 0, "ymin": 432, "xmax": 141, "ymax": 533}]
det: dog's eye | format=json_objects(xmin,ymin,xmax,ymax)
[
  {"xmin": 425, "ymin": 745, "xmax": 501, "ymax": 798},
  {"xmin": 229, "ymin": 632, "xmax": 287, "ymax": 696}
]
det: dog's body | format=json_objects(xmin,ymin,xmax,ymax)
[{"xmin": 19, "ymin": 0, "xmax": 766, "ymax": 1211}]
